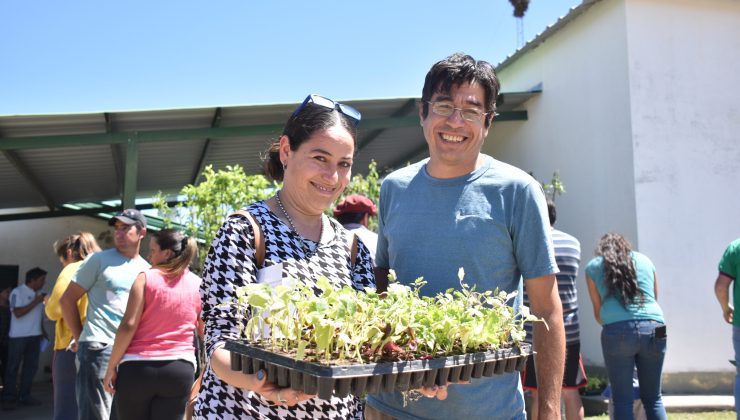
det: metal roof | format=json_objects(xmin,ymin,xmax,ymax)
[{"xmin": 0, "ymin": 93, "xmax": 538, "ymax": 220}]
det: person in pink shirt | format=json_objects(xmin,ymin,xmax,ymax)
[{"xmin": 103, "ymin": 229, "xmax": 201, "ymax": 420}]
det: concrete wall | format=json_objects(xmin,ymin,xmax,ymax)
[
  {"xmin": 489, "ymin": 0, "xmax": 637, "ymax": 369},
  {"xmin": 0, "ymin": 216, "xmax": 118, "ymax": 382},
  {"xmin": 624, "ymin": 0, "xmax": 740, "ymax": 375},
  {"xmin": 488, "ymin": 0, "xmax": 740, "ymax": 391}
]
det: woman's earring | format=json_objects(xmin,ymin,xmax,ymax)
[{"xmin": 282, "ymin": 163, "xmax": 288, "ymax": 170}]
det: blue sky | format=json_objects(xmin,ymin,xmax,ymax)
[{"xmin": 1, "ymin": 1, "xmax": 581, "ymax": 115}]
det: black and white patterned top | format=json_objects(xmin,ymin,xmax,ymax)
[{"xmin": 195, "ymin": 201, "xmax": 375, "ymax": 420}]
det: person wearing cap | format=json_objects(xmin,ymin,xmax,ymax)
[
  {"xmin": 333, "ymin": 194, "xmax": 378, "ymax": 264},
  {"xmin": 60, "ymin": 208, "xmax": 150, "ymax": 420}
]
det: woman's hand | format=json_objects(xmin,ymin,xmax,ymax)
[
  {"xmin": 250, "ymin": 370, "xmax": 315, "ymax": 407},
  {"xmin": 103, "ymin": 368, "xmax": 117, "ymax": 395}
]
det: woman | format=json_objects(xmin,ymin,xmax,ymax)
[
  {"xmin": 195, "ymin": 94, "xmax": 375, "ymax": 419},
  {"xmin": 585, "ymin": 233, "xmax": 667, "ymax": 420},
  {"xmin": 103, "ymin": 229, "xmax": 201, "ymax": 420},
  {"xmin": 45, "ymin": 232, "xmax": 101, "ymax": 420}
]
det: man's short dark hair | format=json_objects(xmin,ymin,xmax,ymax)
[
  {"xmin": 25, "ymin": 267, "xmax": 47, "ymax": 283},
  {"xmin": 547, "ymin": 200, "xmax": 557, "ymax": 226},
  {"xmin": 421, "ymin": 52, "xmax": 501, "ymax": 128}
]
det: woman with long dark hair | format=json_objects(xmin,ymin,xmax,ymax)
[
  {"xmin": 585, "ymin": 233, "xmax": 667, "ymax": 420},
  {"xmin": 45, "ymin": 232, "xmax": 101, "ymax": 420},
  {"xmin": 195, "ymin": 94, "xmax": 375, "ymax": 419},
  {"xmin": 103, "ymin": 229, "xmax": 201, "ymax": 420}
]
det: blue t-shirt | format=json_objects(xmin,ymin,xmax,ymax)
[
  {"xmin": 368, "ymin": 155, "xmax": 558, "ymax": 420},
  {"xmin": 73, "ymin": 248, "xmax": 150, "ymax": 344},
  {"xmin": 585, "ymin": 251, "xmax": 664, "ymax": 325}
]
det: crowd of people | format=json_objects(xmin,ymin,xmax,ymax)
[{"xmin": 0, "ymin": 51, "xmax": 736, "ymax": 420}]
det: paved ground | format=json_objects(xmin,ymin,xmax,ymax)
[{"xmin": 1, "ymin": 380, "xmax": 53, "ymax": 420}]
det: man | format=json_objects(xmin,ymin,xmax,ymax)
[
  {"xmin": 61, "ymin": 209, "xmax": 150, "ymax": 420},
  {"xmin": 366, "ymin": 53, "xmax": 565, "ymax": 420},
  {"xmin": 714, "ymin": 237, "xmax": 740, "ymax": 414},
  {"xmin": 333, "ymin": 194, "xmax": 379, "ymax": 263},
  {"xmin": 1, "ymin": 267, "xmax": 47, "ymax": 410},
  {"xmin": 522, "ymin": 200, "xmax": 586, "ymax": 420}
]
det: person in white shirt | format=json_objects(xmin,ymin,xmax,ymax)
[
  {"xmin": 1, "ymin": 267, "xmax": 47, "ymax": 410},
  {"xmin": 333, "ymin": 194, "xmax": 378, "ymax": 265}
]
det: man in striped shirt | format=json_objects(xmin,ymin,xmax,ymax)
[{"xmin": 522, "ymin": 200, "xmax": 587, "ymax": 420}]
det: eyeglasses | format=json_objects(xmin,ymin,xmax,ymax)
[
  {"xmin": 292, "ymin": 94, "xmax": 362, "ymax": 127},
  {"xmin": 425, "ymin": 101, "xmax": 491, "ymax": 122}
]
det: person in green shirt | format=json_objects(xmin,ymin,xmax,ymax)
[{"xmin": 714, "ymin": 237, "xmax": 740, "ymax": 415}]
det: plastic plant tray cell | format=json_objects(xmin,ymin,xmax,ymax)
[{"xmin": 225, "ymin": 340, "xmax": 533, "ymax": 401}]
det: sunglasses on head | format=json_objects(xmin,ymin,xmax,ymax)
[{"xmin": 292, "ymin": 94, "xmax": 361, "ymax": 127}]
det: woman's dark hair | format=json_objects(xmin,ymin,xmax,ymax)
[
  {"xmin": 54, "ymin": 232, "xmax": 101, "ymax": 262},
  {"xmin": 263, "ymin": 102, "xmax": 358, "ymax": 181},
  {"xmin": 153, "ymin": 229, "xmax": 197, "ymax": 278},
  {"xmin": 596, "ymin": 232, "xmax": 643, "ymax": 306},
  {"xmin": 421, "ymin": 52, "xmax": 501, "ymax": 128}
]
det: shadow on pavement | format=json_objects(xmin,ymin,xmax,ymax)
[{"xmin": 1, "ymin": 380, "xmax": 54, "ymax": 420}]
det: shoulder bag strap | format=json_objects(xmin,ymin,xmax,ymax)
[
  {"xmin": 231, "ymin": 209, "xmax": 265, "ymax": 268},
  {"xmin": 346, "ymin": 230, "xmax": 358, "ymax": 267}
]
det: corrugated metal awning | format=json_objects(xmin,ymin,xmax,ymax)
[{"xmin": 0, "ymin": 93, "xmax": 539, "ymax": 220}]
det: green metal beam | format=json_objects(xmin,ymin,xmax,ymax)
[
  {"xmin": 0, "ymin": 116, "xmax": 421, "ymax": 151},
  {"xmin": 0, "ymin": 201, "xmax": 178, "ymax": 223},
  {"xmin": 357, "ymin": 99, "xmax": 417, "ymax": 153},
  {"xmin": 123, "ymin": 136, "xmax": 139, "ymax": 208},
  {"xmin": 1, "ymin": 150, "xmax": 57, "ymax": 210},
  {"xmin": 494, "ymin": 110, "xmax": 528, "ymax": 121},
  {"xmin": 191, "ymin": 107, "xmax": 222, "ymax": 185}
]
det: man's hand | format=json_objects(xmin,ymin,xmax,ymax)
[
  {"xmin": 715, "ymin": 273, "xmax": 734, "ymax": 324},
  {"xmin": 723, "ymin": 306, "xmax": 734, "ymax": 324}
]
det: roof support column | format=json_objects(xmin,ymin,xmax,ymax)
[{"xmin": 123, "ymin": 134, "xmax": 139, "ymax": 209}]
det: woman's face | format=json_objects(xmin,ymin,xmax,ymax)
[
  {"xmin": 147, "ymin": 237, "xmax": 172, "ymax": 266},
  {"xmin": 280, "ymin": 124, "xmax": 354, "ymax": 216}
]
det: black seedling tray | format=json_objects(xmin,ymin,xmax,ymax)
[{"xmin": 225, "ymin": 340, "xmax": 532, "ymax": 400}]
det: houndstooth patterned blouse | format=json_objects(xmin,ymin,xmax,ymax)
[{"xmin": 195, "ymin": 201, "xmax": 375, "ymax": 419}]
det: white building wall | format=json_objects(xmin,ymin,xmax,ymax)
[
  {"xmin": 488, "ymin": 0, "xmax": 740, "ymax": 389},
  {"xmin": 488, "ymin": 0, "xmax": 636, "ymax": 367},
  {"xmin": 0, "ymin": 216, "xmax": 115, "ymax": 382},
  {"xmin": 625, "ymin": 0, "xmax": 740, "ymax": 373}
]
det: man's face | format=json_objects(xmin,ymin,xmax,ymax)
[
  {"xmin": 420, "ymin": 81, "xmax": 491, "ymax": 176},
  {"xmin": 30, "ymin": 275, "xmax": 45, "ymax": 291},
  {"xmin": 113, "ymin": 220, "xmax": 144, "ymax": 251}
]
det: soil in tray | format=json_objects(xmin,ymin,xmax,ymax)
[{"xmin": 226, "ymin": 340, "xmax": 532, "ymax": 401}]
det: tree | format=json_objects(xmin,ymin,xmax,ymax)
[
  {"xmin": 509, "ymin": 0, "xmax": 530, "ymax": 18},
  {"xmin": 529, "ymin": 170, "xmax": 566, "ymax": 202},
  {"xmin": 153, "ymin": 165, "xmax": 276, "ymax": 267}
]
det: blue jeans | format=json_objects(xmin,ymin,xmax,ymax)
[
  {"xmin": 53, "ymin": 349, "xmax": 78, "ymax": 420},
  {"xmin": 733, "ymin": 326, "xmax": 740, "ymax": 420},
  {"xmin": 601, "ymin": 320, "xmax": 667, "ymax": 420},
  {"xmin": 76, "ymin": 341, "xmax": 114, "ymax": 420},
  {"xmin": 1, "ymin": 335, "xmax": 41, "ymax": 402}
]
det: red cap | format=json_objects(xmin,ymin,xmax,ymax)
[{"xmin": 333, "ymin": 194, "xmax": 377, "ymax": 217}]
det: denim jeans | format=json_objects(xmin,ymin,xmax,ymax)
[
  {"xmin": 733, "ymin": 326, "xmax": 740, "ymax": 420},
  {"xmin": 53, "ymin": 349, "xmax": 79, "ymax": 420},
  {"xmin": 1, "ymin": 335, "xmax": 41, "ymax": 402},
  {"xmin": 601, "ymin": 320, "xmax": 667, "ymax": 420},
  {"xmin": 76, "ymin": 341, "xmax": 114, "ymax": 420}
]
